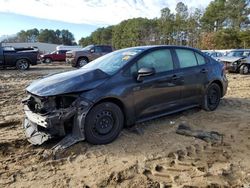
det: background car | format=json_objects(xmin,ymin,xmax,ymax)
[
  {"xmin": 0, "ymin": 46, "xmax": 38, "ymax": 70},
  {"xmin": 219, "ymin": 49, "xmax": 250, "ymax": 74},
  {"xmin": 66, "ymin": 44, "xmax": 113, "ymax": 67},
  {"xmin": 40, "ymin": 50, "xmax": 69, "ymax": 63},
  {"xmin": 202, "ymin": 50, "xmax": 223, "ymax": 61},
  {"xmin": 23, "ymin": 45, "xmax": 228, "ymax": 148}
]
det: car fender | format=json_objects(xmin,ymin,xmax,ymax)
[{"xmin": 93, "ymin": 95, "xmax": 136, "ymax": 126}]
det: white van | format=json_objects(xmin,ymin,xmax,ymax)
[{"xmin": 56, "ymin": 45, "xmax": 82, "ymax": 52}]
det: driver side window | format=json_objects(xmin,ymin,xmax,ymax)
[{"xmin": 137, "ymin": 49, "xmax": 174, "ymax": 73}]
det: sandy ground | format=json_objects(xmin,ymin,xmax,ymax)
[{"xmin": 0, "ymin": 64, "xmax": 250, "ymax": 188}]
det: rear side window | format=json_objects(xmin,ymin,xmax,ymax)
[
  {"xmin": 195, "ymin": 52, "xmax": 206, "ymax": 65},
  {"xmin": 102, "ymin": 46, "xmax": 112, "ymax": 52},
  {"xmin": 176, "ymin": 49, "xmax": 197, "ymax": 68},
  {"xmin": 137, "ymin": 49, "xmax": 174, "ymax": 73}
]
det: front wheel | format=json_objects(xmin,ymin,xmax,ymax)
[
  {"xmin": 84, "ymin": 102, "xmax": 124, "ymax": 145},
  {"xmin": 16, "ymin": 59, "xmax": 30, "ymax": 70},
  {"xmin": 202, "ymin": 83, "xmax": 221, "ymax": 111},
  {"xmin": 44, "ymin": 58, "xmax": 52, "ymax": 64},
  {"xmin": 239, "ymin": 64, "xmax": 249, "ymax": 74}
]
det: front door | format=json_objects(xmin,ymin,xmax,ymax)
[{"xmin": 131, "ymin": 48, "xmax": 183, "ymax": 120}]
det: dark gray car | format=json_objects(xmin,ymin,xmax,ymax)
[{"xmin": 23, "ymin": 45, "xmax": 228, "ymax": 150}]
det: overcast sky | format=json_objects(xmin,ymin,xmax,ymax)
[{"xmin": 0, "ymin": 0, "xmax": 212, "ymax": 41}]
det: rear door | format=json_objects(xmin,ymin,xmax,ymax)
[
  {"xmin": 174, "ymin": 48, "xmax": 208, "ymax": 106},
  {"xmin": 2, "ymin": 48, "xmax": 17, "ymax": 66}
]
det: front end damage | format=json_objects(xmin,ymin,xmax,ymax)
[{"xmin": 22, "ymin": 94, "xmax": 92, "ymax": 151}]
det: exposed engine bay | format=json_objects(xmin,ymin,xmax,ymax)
[{"xmin": 22, "ymin": 93, "xmax": 92, "ymax": 151}]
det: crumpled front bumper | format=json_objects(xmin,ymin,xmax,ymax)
[
  {"xmin": 23, "ymin": 104, "xmax": 77, "ymax": 145},
  {"xmin": 23, "ymin": 117, "xmax": 51, "ymax": 145},
  {"xmin": 23, "ymin": 97, "xmax": 92, "ymax": 151}
]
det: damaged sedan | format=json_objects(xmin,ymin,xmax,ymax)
[
  {"xmin": 219, "ymin": 49, "xmax": 250, "ymax": 74},
  {"xmin": 23, "ymin": 46, "xmax": 228, "ymax": 149}
]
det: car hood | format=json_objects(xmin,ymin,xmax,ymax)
[
  {"xmin": 27, "ymin": 68, "xmax": 109, "ymax": 97},
  {"xmin": 219, "ymin": 56, "xmax": 244, "ymax": 63},
  {"xmin": 40, "ymin": 53, "xmax": 49, "ymax": 57}
]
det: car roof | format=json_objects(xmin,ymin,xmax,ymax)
[
  {"xmin": 124, "ymin": 45, "xmax": 200, "ymax": 51},
  {"xmin": 231, "ymin": 49, "xmax": 250, "ymax": 51}
]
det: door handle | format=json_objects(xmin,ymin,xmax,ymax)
[
  {"xmin": 172, "ymin": 75, "xmax": 181, "ymax": 80},
  {"xmin": 200, "ymin": 69, "xmax": 208, "ymax": 73}
]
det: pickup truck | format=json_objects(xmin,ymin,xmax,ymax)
[
  {"xmin": 40, "ymin": 50, "xmax": 69, "ymax": 63},
  {"xmin": 66, "ymin": 45, "xmax": 113, "ymax": 67},
  {"xmin": 0, "ymin": 46, "xmax": 39, "ymax": 70}
]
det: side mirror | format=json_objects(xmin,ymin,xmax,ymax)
[
  {"xmin": 137, "ymin": 67, "xmax": 155, "ymax": 82},
  {"xmin": 90, "ymin": 49, "xmax": 94, "ymax": 53}
]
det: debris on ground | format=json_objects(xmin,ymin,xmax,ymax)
[
  {"xmin": 176, "ymin": 123, "xmax": 223, "ymax": 143},
  {"xmin": 128, "ymin": 125, "xmax": 144, "ymax": 135}
]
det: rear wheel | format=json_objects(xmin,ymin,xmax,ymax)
[
  {"xmin": 16, "ymin": 59, "xmax": 30, "ymax": 70},
  {"xmin": 84, "ymin": 102, "xmax": 124, "ymax": 145},
  {"xmin": 77, "ymin": 57, "xmax": 88, "ymax": 67},
  {"xmin": 239, "ymin": 64, "xmax": 249, "ymax": 74},
  {"xmin": 202, "ymin": 83, "xmax": 221, "ymax": 111}
]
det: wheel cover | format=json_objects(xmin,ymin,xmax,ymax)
[
  {"xmin": 93, "ymin": 110, "xmax": 114, "ymax": 135},
  {"xmin": 208, "ymin": 88, "xmax": 219, "ymax": 108},
  {"xmin": 45, "ymin": 58, "xmax": 51, "ymax": 63},
  {"xmin": 17, "ymin": 60, "xmax": 28, "ymax": 70},
  {"xmin": 79, "ymin": 59, "xmax": 87, "ymax": 67},
  {"xmin": 243, "ymin": 66, "xmax": 249, "ymax": 74}
]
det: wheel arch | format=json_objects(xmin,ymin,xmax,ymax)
[
  {"xmin": 208, "ymin": 79, "xmax": 223, "ymax": 97},
  {"xmin": 77, "ymin": 56, "xmax": 89, "ymax": 63},
  {"xmin": 93, "ymin": 97, "xmax": 130, "ymax": 126},
  {"xmin": 16, "ymin": 57, "xmax": 31, "ymax": 64}
]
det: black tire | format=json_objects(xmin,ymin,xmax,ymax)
[
  {"xmin": 239, "ymin": 64, "xmax": 249, "ymax": 75},
  {"xmin": 77, "ymin": 57, "xmax": 88, "ymax": 68},
  {"xmin": 16, "ymin": 59, "xmax": 30, "ymax": 70},
  {"xmin": 202, "ymin": 83, "xmax": 221, "ymax": 111},
  {"xmin": 85, "ymin": 102, "xmax": 124, "ymax": 145},
  {"xmin": 44, "ymin": 58, "xmax": 52, "ymax": 64}
]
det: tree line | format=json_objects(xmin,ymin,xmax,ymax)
[
  {"xmin": 2, "ymin": 29, "xmax": 76, "ymax": 45},
  {"xmin": 1, "ymin": 0, "xmax": 249, "ymax": 49},
  {"xmin": 79, "ymin": 0, "xmax": 250, "ymax": 50}
]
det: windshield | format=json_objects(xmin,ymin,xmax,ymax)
[
  {"xmin": 51, "ymin": 51, "xmax": 57, "ymax": 54},
  {"xmin": 82, "ymin": 45, "xmax": 94, "ymax": 51},
  {"xmin": 82, "ymin": 48, "xmax": 144, "ymax": 75},
  {"xmin": 227, "ymin": 51, "xmax": 250, "ymax": 57}
]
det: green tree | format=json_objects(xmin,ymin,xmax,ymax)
[
  {"xmin": 60, "ymin": 29, "xmax": 75, "ymax": 45},
  {"xmin": 174, "ymin": 2, "xmax": 189, "ymax": 45},
  {"xmin": 214, "ymin": 29, "xmax": 241, "ymax": 49},
  {"xmin": 158, "ymin": 7, "xmax": 175, "ymax": 44},
  {"xmin": 201, "ymin": 0, "xmax": 227, "ymax": 31},
  {"xmin": 26, "ymin": 28, "xmax": 39, "ymax": 42},
  {"xmin": 186, "ymin": 8, "xmax": 203, "ymax": 47},
  {"xmin": 37, "ymin": 29, "xmax": 58, "ymax": 44},
  {"xmin": 78, "ymin": 36, "xmax": 93, "ymax": 47},
  {"xmin": 225, "ymin": 0, "xmax": 250, "ymax": 29},
  {"xmin": 239, "ymin": 30, "xmax": 250, "ymax": 48}
]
